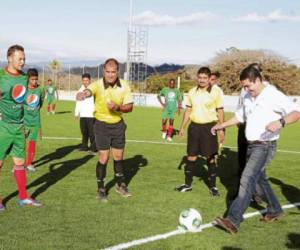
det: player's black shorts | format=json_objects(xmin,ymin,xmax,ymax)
[
  {"xmin": 94, "ymin": 119, "xmax": 127, "ymax": 150},
  {"xmin": 187, "ymin": 121, "xmax": 218, "ymax": 158}
]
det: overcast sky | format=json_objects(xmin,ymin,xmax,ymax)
[{"xmin": 0, "ymin": 0, "xmax": 299, "ymax": 65}]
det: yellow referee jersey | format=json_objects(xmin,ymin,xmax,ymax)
[
  {"xmin": 88, "ymin": 78, "xmax": 133, "ymax": 124},
  {"xmin": 186, "ymin": 85, "xmax": 224, "ymax": 124}
]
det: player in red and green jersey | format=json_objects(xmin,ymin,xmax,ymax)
[
  {"xmin": 157, "ymin": 79, "xmax": 182, "ymax": 142},
  {"xmin": 0, "ymin": 45, "xmax": 42, "ymax": 211},
  {"xmin": 24, "ymin": 68, "xmax": 45, "ymax": 172},
  {"xmin": 45, "ymin": 79, "xmax": 58, "ymax": 115}
]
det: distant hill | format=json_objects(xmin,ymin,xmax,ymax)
[{"xmin": 69, "ymin": 62, "xmax": 184, "ymax": 79}]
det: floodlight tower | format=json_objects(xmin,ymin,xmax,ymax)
[{"xmin": 126, "ymin": 0, "xmax": 149, "ymax": 94}]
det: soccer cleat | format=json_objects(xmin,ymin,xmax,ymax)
[
  {"xmin": 115, "ymin": 183, "xmax": 132, "ymax": 197},
  {"xmin": 162, "ymin": 132, "xmax": 167, "ymax": 139},
  {"xmin": 166, "ymin": 136, "xmax": 172, "ymax": 142},
  {"xmin": 210, "ymin": 187, "xmax": 220, "ymax": 197},
  {"xmin": 26, "ymin": 165, "xmax": 37, "ymax": 172},
  {"xmin": 17, "ymin": 198, "xmax": 43, "ymax": 207},
  {"xmin": 175, "ymin": 184, "xmax": 192, "ymax": 192},
  {"xmin": 96, "ymin": 188, "xmax": 108, "ymax": 202}
]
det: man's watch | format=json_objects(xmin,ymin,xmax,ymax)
[{"xmin": 279, "ymin": 118, "xmax": 286, "ymax": 128}]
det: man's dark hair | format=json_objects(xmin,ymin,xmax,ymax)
[
  {"xmin": 7, "ymin": 45, "xmax": 24, "ymax": 58},
  {"xmin": 104, "ymin": 58, "xmax": 119, "ymax": 70},
  {"xmin": 240, "ymin": 66, "xmax": 262, "ymax": 82},
  {"xmin": 169, "ymin": 78, "xmax": 175, "ymax": 83},
  {"xmin": 248, "ymin": 63, "xmax": 263, "ymax": 73},
  {"xmin": 27, "ymin": 68, "xmax": 38, "ymax": 78},
  {"xmin": 197, "ymin": 67, "xmax": 211, "ymax": 77},
  {"xmin": 211, "ymin": 71, "xmax": 221, "ymax": 78},
  {"xmin": 82, "ymin": 73, "xmax": 91, "ymax": 79}
]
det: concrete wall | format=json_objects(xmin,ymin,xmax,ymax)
[{"xmin": 59, "ymin": 90, "xmax": 300, "ymax": 113}]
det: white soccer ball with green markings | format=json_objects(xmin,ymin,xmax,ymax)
[{"xmin": 178, "ymin": 208, "xmax": 202, "ymax": 232}]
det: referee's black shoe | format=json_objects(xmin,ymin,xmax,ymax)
[
  {"xmin": 97, "ymin": 188, "xmax": 108, "ymax": 202},
  {"xmin": 175, "ymin": 184, "xmax": 192, "ymax": 192},
  {"xmin": 210, "ymin": 187, "xmax": 220, "ymax": 197}
]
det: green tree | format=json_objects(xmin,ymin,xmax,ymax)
[{"xmin": 209, "ymin": 49, "xmax": 300, "ymax": 95}]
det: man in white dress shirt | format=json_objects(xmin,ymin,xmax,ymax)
[
  {"xmin": 75, "ymin": 73, "xmax": 96, "ymax": 153},
  {"xmin": 211, "ymin": 66, "xmax": 300, "ymax": 234}
]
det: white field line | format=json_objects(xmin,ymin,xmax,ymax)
[
  {"xmin": 42, "ymin": 136, "xmax": 300, "ymax": 154},
  {"xmin": 103, "ymin": 202, "xmax": 300, "ymax": 250}
]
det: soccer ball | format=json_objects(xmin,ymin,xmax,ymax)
[
  {"xmin": 26, "ymin": 94, "xmax": 40, "ymax": 108},
  {"xmin": 178, "ymin": 208, "xmax": 202, "ymax": 232},
  {"xmin": 12, "ymin": 84, "xmax": 26, "ymax": 103}
]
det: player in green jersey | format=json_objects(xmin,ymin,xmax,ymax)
[
  {"xmin": 24, "ymin": 68, "xmax": 44, "ymax": 172},
  {"xmin": 45, "ymin": 79, "xmax": 58, "ymax": 115},
  {"xmin": 0, "ymin": 45, "xmax": 42, "ymax": 211},
  {"xmin": 157, "ymin": 79, "xmax": 182, "ymax": 142}
]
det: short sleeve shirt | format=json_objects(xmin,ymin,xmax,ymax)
[
  {"xmin": 159, "ymin": 87, "xmax": 182, "ymax": 111},
  {"xmin": 0, "ymin": 68, "xmax": 27, "ymax": 124},
  {"xmin": 24, "ymin": 86, "xmax": 45, "ymax": 127},
  {"xmin": 88, "ymin": 78, "xmax": 133, "ymax": 124},
  {"xmin": 46, "ymin": 85, "xmax": 56, "ymax": 99},
  {"xmin": 186, "ymin": 85, "xmax": 224, "ymax": 124}
]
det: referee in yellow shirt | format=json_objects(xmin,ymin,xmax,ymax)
[
  {"xmin": 76, "ymin": 58, "xmax": 133, "ymax": 202},
  {"xmin": 176, "ymin": 67, "xmax": 225, "ymax": 196}
]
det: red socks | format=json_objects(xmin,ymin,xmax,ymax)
[
  {"xmin": 47, "ymin": 105, "xmax": 50, "ymax": 112},
  {"xmin": 27, "ymin": 141, "xmax": 36, "ymax": 166},
  {"xmin": 13, "ymin": 167, "xmax": 28, "ymax": 199},
  {"xmin": 167, "ymin": 126, "xmax": 174, "ymax": 137},
  {"xmin": 162, "ymin": 124, "xmax": 167, "ymax": 132}
]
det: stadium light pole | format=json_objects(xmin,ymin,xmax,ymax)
[
  {"xmin": 126, "ymin": 0, "xmax": 133, "ymax": 82},
  {"xmin": 68, "ymin": 64, "xmax": 71, "ymax": 94},
  {"xmin": 42, "ymin": 65, "xmax": 45, "ymax": 86}
]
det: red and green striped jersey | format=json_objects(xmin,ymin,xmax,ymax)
[
  {"xmin": 24, "ymin": 86, "xmax": 45, "ymax": 127},
  {"xmin": 0, "ymin": 68, "xmax": 27, "ymax": 124}
]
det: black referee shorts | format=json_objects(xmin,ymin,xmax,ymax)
[
  {"xmin": 94, "ymin": 119, "xmax": 127, "ymax": 150},
  {"xmin": 187, "ymin": 121, "xmax": 218, "ymax": 158}
]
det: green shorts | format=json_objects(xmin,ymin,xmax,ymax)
[
  {"xmin": 47, "ymin": 97, "xmax": 56, "ymax": 104},
  {"xmin": 25, "ymin": 126, "xmax": 40, "ymax": 141},
  {"xmin": 0, "ymin": 120, "xmax": 25, "ymax": 160},
  {"xmin": 162, "ymin": 109, "xmax": 176, "ymax": 119}
]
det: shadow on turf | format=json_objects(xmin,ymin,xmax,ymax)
[
  {"xmin": 177, "ymin": 148, "xmax": 240, "ymax": 201},
  {"xmin": 218, "ymin": 148, "xmax": 265, "ymax": 214},
  {"xmin": 286, "ymin": 233, "xmax": 300, "ymax": 249},
  {"xmin": 177, "ymin": 155, "xmax": 210, "ymax": 188},
  {"xmin": 177, "ymin": 148, "xmax": 265, "ymax": 213},
  {"xmin": 269, "ymin": 177, "xmax": 300, "ymax": 211},
  {"xmin": 222, "ymin": 247, "xmax": 243, "ymax": 250},
  {"xmin": 3, "ymin": 154, "xmax": 93, "ymax": 204},
  {"xmin": 105, "ymin": 155, "xmax": 148, "ymax": 194},
  {"xmin": 52, "ymin": 111, "xmax": 72, "ymax": 115},
  {"xmin": 33, "ymin": 144, "xmax": 81, "ymax": 169}
]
